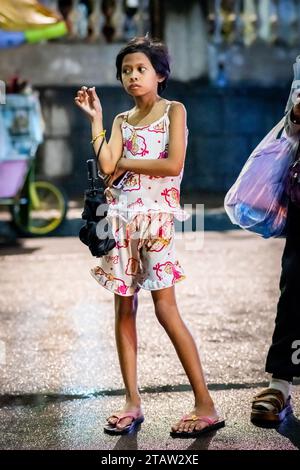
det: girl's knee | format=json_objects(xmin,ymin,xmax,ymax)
[
  {"xmin": 154, "ymin": 304, "xmax": 181, "ymax": 329},
  {"xmin": 155, "ymin": 311, "xmax": 169, "ymax": 329},
  {"xmin": 114, "ymin": 293, "xmax": 138, "ymax": 317},
  {"xmin": 153, "ymin": 296, "xmax": 176, "ymax": 316}
]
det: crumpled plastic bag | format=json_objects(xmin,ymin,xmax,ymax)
[{"xmin": 224, "ymin": 117, "xmax": 299, "ymax": 238}]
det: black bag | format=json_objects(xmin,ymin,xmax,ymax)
[{"xmin": 79, "ymin": 141, "xmax": 116, "ymax": 257}]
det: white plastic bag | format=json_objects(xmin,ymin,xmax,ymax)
[{"xmin": 224, "ymin": 117, "xmax": 299, "ymax": 238}]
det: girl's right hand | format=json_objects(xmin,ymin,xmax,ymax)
[{"xmin": 74, "ymin": 86, "xmax": 103, "ymax": 121}]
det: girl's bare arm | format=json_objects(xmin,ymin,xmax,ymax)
[
  {"xmin": 91, "ymin": 113, "xmax": 124, "ymax": 175},
  {"xmin": 117, "ymin": 102, "xmax": 187, "ymax": 177},
  {"xmin": 75, "ymin": 86, "xmax": 123, "ymax": 174}
]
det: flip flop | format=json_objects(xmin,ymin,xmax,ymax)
[
  {"xmin": 104, "ymin": 410, "xmax": 144, "ymax": 435},
  {"xmin": 170, "ymin": 415, "xmax": 225, "ymax": 439}
]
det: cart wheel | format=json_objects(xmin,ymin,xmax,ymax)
[{"xmin": 11, "ymin": 181, "xmax": 68, "ymax": 236}]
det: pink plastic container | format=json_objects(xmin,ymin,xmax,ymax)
[{"xmin": 0, "ymin": 160, "xmax": 28, "ymax": 198}]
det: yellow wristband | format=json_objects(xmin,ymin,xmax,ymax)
[{"xmin": 90, "ymin": 129, "xmax": 106, "ymax": 144}]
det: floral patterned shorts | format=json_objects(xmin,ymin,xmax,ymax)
[{"xmin": 90, "ymin": 212, "xmax": 186, "ymax": 296}]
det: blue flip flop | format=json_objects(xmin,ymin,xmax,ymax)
[
  {"xmin": 104, "ymin": 411, "xmax": 144, "ymax": 435},
  {"xmin": 170, "ymin": 415, "xmax": 225, "ymax": 438}
]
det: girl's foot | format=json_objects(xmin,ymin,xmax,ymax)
[
  {"xmin": 106, "ymin": 402, "xmax": 142, "ymax": 431},
  {"xmin": 171, "ymin": 403, "xmax": 222, "ymax": 435}
]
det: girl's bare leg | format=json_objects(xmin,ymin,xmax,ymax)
[
  {"xmin": 107, "ymin": 292, "xmax": 142, "ymax": 429},
  {"xmin": 151, "ymin": 286, "xmax": 219, "ymax": 433}
]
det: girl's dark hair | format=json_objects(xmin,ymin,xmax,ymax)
[{"xmin": 116, "ymin": 36, "xmax": 171, "ymax": 95}]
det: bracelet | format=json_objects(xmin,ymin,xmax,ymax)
[{"xmin": 90, "ymin": 129, "xmax": 106, "ymax": 144}]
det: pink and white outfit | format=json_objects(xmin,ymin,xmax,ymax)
[{"xmin": 90, "ymin": 101, "xmax": 189, "ymax": 296}]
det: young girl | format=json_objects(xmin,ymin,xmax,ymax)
[{"xmin": 75, "ymin": 36, "xmax": 225, "ymax": 438}]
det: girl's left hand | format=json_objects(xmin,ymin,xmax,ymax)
[{"xmin": 74, "ymin": 86, "xmax": 103, "ymax": 121}]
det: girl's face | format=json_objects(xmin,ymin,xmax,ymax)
[{"xmin": 121, "ymin": 52, "xmax": 164, "ymax": 97}]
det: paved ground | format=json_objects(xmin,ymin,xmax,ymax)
[{"xmin": 0, "ymin": 231, "xmax": 299, "ymax": 450}]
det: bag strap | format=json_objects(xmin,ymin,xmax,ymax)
[
  {"xmin": 95, "ymin": 136, "xmax": 106, "ymax": 170},
  {"xmin": 94, "ymin": 136, "xmax": 110, "ymax": 186},
  {"xmin": 95, "ymin": 136, "xmax": 123, "ymax": 188}
]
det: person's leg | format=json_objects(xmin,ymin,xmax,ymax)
[
  {"xmin": 265, "ymin": 206, "xmax": 300, "ymax": 378},
  {"xmin": 266, "ymin": 200, "xmax": 300, "ymax": 377},
  {"xmin": 107, "ymin": 292, "xmax": 142, "ymax": 430},
  {"xmin": 251, "ymin": 202, "xmax": 300, "ymax": 423},
  {"xmin": 266, "ymin": 202, "xmax": 300, "ymax": 380},
  {"xmin": 151, "ymin": 286, "xmax": 221, "ymax": 434}
]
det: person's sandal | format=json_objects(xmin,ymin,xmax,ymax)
[
  {"xmin": 104, "ymin": 410, "xmax": 144, "ymax": 435},
  {"xmin": 170, "ymin": 415, "xmax": 225, "ymax": 438},
  {"xmin": 251, "ymin": 388, "xmax": 292, "ymax": 426}
]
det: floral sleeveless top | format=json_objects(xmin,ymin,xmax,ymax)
[{"xmin": 105, "ymin": 101, "xmax": 189, "ymax": 223}]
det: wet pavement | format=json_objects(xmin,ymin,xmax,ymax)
[{"xmin": 0, "ymin": 232, "xmax": 299, "ymax": 450}]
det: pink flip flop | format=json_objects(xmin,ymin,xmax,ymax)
[
  {"xmin": 170, "ymin": 415, "xmax": 225, "ymax": 438},
  {"xmin": 104, "ymin": 410, "xmax": 144, "ymax": 435}
]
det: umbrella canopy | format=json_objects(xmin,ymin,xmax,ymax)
[
  {"xmin": 0, "ymin": 0, "xmax": 62, "ymax": 31},
  {"xmin": 0, "ymin": 0, "xmax": 67, "ymax": 47}
]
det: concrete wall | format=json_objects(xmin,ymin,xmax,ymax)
[
  {"xmin": 0, "ymin": 39, "xmax": 297, "ymax": 87},
  {"xmin": 35, "ymin": 82, "xmax": 290, "ymax": 200},
  {"xmin": 0, "ymin": 43, "xmax": 123, "ymax": 87}
]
